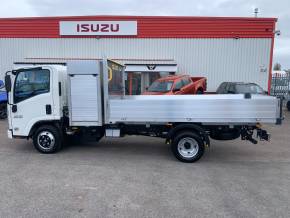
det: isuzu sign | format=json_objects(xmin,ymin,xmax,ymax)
[{"xmin": 59, "ymin": 21, "xmax": 137, "ymax": 36}]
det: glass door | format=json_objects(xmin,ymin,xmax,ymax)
[{"xmin": 126, "ymin": 72, "xmax": 142, "ymax": 95}]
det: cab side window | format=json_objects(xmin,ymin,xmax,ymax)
[
  {"xmin": 182, "ymin": 78, "xmax": 191, "ymax": 86},
  {"xmin": 14, "ymin": 69, "xmax": 50, "ymax": 103},
  {"xmin": 217, "ymin": 82, "xmax": 227, "ymax": 94},
  {"xmin": 174, "ymin": 79, "xmax": 184, "ymax": 90},
  {"xmin": 227, "ymin": 84, "xmax": 235, "ymax": 93},
  {"xmin": 224, "ymin": 83, "xmax": 231, "ymax": 93}
]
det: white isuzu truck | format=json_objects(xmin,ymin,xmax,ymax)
[{"xmin": 4, "ymin": 59, "xmax": 283, "ymax": 162}]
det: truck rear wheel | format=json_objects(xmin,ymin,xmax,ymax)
[
  {"xmin": 171, "ymin": 131, "xmax": 205, "ymax": 163},
  {"xmin": 33, "ymin": 125, "xmax": 63, "ymax": 153}
]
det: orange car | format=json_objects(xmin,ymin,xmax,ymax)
[{"xmin": 143, "ymin": 75, "xmax": 207, "ymax": 95}]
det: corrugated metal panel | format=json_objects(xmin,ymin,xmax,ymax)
[
  {"xmin": 121, "ymin": 60, "xmax": 177, "ymax": 65},
  {"xmin": 0, "ymin": 38, "xmax": 271, "ymax": 91},
  {"xmin": 0, "ymin": 16, "xmax": 276, "ymax": 38}
]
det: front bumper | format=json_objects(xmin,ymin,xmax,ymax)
[{"xmin": 7, "ymin": 129, "xmax": 12, "ymax": 139}]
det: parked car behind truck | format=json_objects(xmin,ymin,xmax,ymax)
[
  {"xmin": 0, "ymin": 80, "xmax": 7, "ymax": 119},
  {"xmin": 143, "ymin": 75, "xmax": 206, "ymax": 95},
  {"xmin": 216, "ymin": 82, "xmax": 266, "ymax": 95}
]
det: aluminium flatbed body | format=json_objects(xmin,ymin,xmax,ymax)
[{"xmin": 108, "ymin": 94, "xmax": 280, "ymax": 124}]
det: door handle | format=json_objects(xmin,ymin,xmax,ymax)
[
  {"xmin": 12, "ymin": 105, "xmax": 17, "ymax": 113},
  {"xmin": 46, "ymin": 104, "xmax": 52, "ymax": 115}
]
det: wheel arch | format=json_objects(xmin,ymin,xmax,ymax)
[
  {"xmin": 29, "ymin": 120, "xmax": 62, "ymax": 138},
  {"xmin": 167, "ymin": 123, "xmax": 210, "ymax": 147}
]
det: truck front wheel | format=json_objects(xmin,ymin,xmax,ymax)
[
  {"xmin": 33, "ymin": 125, "xmax": 63, "ymax": 153},
  {"xmin": 171, "ymin": 131, "xmax": 205, "ymax": 163}
]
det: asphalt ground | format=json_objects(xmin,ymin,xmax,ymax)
[{"xmin": 0, "ymin": 111, "xmax": 289, "ymax": 217}]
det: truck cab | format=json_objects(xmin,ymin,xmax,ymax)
[{"xmin": 5, "ymin": 65, "xmax": 67, "ymax": 137}]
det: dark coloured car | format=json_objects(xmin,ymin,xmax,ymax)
[{"xmin": 216, "ymin": 82, "xmax": 266, "ymax": 95}]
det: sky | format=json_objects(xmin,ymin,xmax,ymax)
[{"xmin": 0, "ymin": 0, "xmax": 289, "ymax": 69}]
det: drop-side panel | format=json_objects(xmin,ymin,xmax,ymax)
[{"xmin": 108, "ymin": 95, "xmax": 279, "ymax": 124}]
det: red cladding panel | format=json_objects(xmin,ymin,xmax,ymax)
[{"xmin": 0, "ymin": 15, "xmax": 277, "ymax": 38}]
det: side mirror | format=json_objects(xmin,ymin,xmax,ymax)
[{"xmin": 5, "ymin": 75, "xmax": 11, "ymax": 92}]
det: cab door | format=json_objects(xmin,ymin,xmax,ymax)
[{"xmin": 10, "ymin": 67, "xmax": 54, "ymax": 137}]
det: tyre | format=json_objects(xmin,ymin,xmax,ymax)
[
  {"xmin": 171, "ymin": 131, "xmax": 205, "ymax": 163},
  {"xmin": 33, "ymin": 125, "xmax": 63, "ymax": 153},
  {"xmin": 0, "ymin": 103, "xmax": 7, "ymax": 119},
  {"xmin": 287, "ymin": 100, "xmax": 290, "ymax": 111}
]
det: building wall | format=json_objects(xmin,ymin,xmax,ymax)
[
  {"xmin": 0, "ymin": 38, "xmax": 271, "ymax": 91},
  {"xmin": 0, "ymin": 16, "xmax": 276, "ymax": 38}
]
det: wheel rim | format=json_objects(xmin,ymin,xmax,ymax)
[
  {"xmin": 37, "ymin": 131, "xmax": 55, "ymax": 150},
  {"xmin": 177, "ymin": 137, "xmax": 199, "ymax": 158}
]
